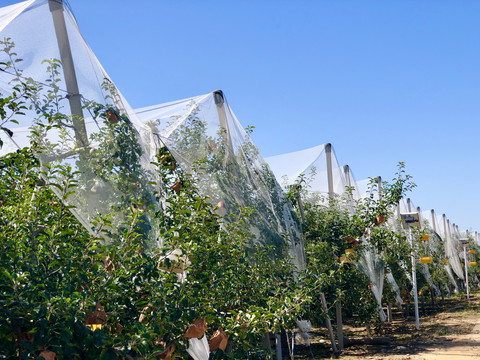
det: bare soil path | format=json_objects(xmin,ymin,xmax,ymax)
[{"xmin": 295, "ymin": 293, "xmax": 480, "ymax": 359}]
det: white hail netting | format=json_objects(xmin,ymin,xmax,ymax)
[
  {"xmin": 187, "ymin": 336, "xmax": 209, "ymax": 360},
  {"xmin": 399, "ymin": 260, "xmax": 413, "ymax": 286},
  {"xmin": 342, "ymin": 166, "xmax": 362, "ymax": 201},
  {"xmin": 0, "ymin": 0, "xmax": 160, "ymax": 244},
  {"xmin": 422, "ymin": 210, "xmax": 459, "ymax": 291},
  {"xmin": 295, "ymin": 319, "xmax": 312, "ymax": 346},
  {"xmin": 355, "ymin": 246, "xmax": 387, "ymax": 322},
  {"xmin": 444, "ymin": 265, "xmax": 459, "ymax": 294},
  {"xmin": 429, "ymin": 214, "xmax": 459, "ymax": 288},
  {"xmin": 390, "ymin": 200, "xmax": 416, "ymax": 294},
  {"xmin": 135, "ymin": 92, "xmax": 305, "ymax": 267},
  {"xmin": 417, "ymin": 211, "xmax": 442, "ymax": 296},
  {"xmin": 265, "ymin": 144, "xmax": 347, "ymax": 203},
  {"xmin": 445, "ymin": 220, "xmax": 464, "ymax": 280},
  {"xmin": 385, "ymin": 272, "xmax": 403, "ymax": 306},
  {"xmin": 396, "ymin": 202, "xmax": 450, "ymax": 295},
  {"xmin": 364, "ymin": 181, "xmax": 406, "ymax": 305},
  {"xmin": 418, "ymin": 264, "xmax": 441, "ymax": 297},
  {"xmin": 355, "ymin": 178, "xmax": 371, "ymax": 199}
]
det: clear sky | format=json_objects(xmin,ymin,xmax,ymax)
[{"xmin": 5, "ymin": 0, "xmax": 480, "ymax": 232}]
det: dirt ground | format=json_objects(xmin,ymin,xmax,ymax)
[{"xmin": 293, "ymin": 292, "xmax": 480, "ymax": 359}]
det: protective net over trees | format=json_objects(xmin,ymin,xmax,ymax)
[
  {"xmin": 135, "ymin": 92, "xmax": 305, "ymax": 266},
  {"xmin": 0, "ymin": 0, "xmax": 304, "ymax": 266},
  {"xmin": 0, "ymin": 0, "xmax": 161, "ymax": 245},
  {"xmin": 265, "ymin": 144, "xmax": 350, "ymax": 201}
]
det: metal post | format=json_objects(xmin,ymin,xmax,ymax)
[
  {"xmin": 431, "ymin": 210, "xmax": 437, "ymax": 233},
  {"xmin": 213, "ymin": 90, "xmax": 234, "ymax": 166},
  {"xmin": 275, "ymin": 334, "xmax": 282, "ymax": 360},
  {"xmin": 463, "ymin": 242, "xmax": 470, "ymax": 299},
  {"xmin": 49, "ymin": 0, "xmax": 88, "ymax": 148},
  {"xmin": 335, "ymin": 301, "xmax": 344, "ymax": 350},
  {"xmin": 325, "ymin": 143, "xmax": 334, "ymax": 198},
  {"xmin": 296, "ymin": 185, "xmax": 306, "ymax": 224},
  {"xmin": 406, "ymin": 198, "xmax": 419, "ymax": 328},
  {"xmin": 320, "ymin": 293, "xmax": 338, "ymax": 354},
  {"xmin": 377, "ymin": 176, "xmax": 382, "ymax": 200},
  {"xmin": 343, "ymin": 165, "xmax": 356, "ymax": 212},
  {"xmin": 326, "ymin": 143, "xmax": 343, "ymax": 348},
  {"xmin": 409, "ymin": 227, "xmax": 420, "ymax": 330},
  {"xmin": 417, "ymin": 207, "xmax": 422, "ymax": 227},
  {"xmin": 343, "ymin": 165, "xmax": 352, "ymax": 188},
  {"xmin": 442, "ymin": 215, "xmax": 448, "ymax": 242},
  {"xmin": 396, "ymin": 201, "xmax": 401, "ymax": 229}
]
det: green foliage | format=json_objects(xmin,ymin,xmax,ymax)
[
  {"xmin": 147, "ymin": 99, "xmax": 303, "ymax": 259},
  {"xmin": 289, "ymin": 163, "xmax": 417, "ymax": 328},
  {"xmin": 0, "ymin": 143, "xmax": 308, "ymax": 359},
  {"xmin": 0, "ymin": 40, "xmax": 307, "ymax": 359}
]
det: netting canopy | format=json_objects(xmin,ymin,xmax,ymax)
[
  {"xmin": 265, "ymin": 144, "xmax": 348, "ymax": 202},
  {"xmin": 0, "ymin": 1, "xmax": 304, "ymax": 266},
  {"xmin": 135, "ymin": 92, "xmax": 305, "ymax": 266},
  {"xmin": 355, "ymin": 246, "xmax": 387, "ymax": 321},
  {"xmin": 0, "ymin": 0, "xmax": 162, "ymax": 244}
]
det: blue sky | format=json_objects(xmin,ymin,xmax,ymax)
[{"xmin": 5, "ymin": 0, "xmax": 480, "ymax": 232}]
